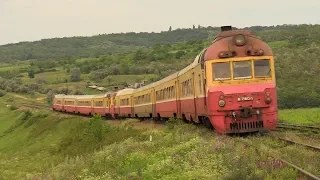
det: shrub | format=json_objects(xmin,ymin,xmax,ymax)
[
  {"xmin": 0, "ymin": 90, "xmax": 5, "ymax": 97},
  {"xmin": 9, "ymin": 105, "xmax": 18, "ymax": 111}
]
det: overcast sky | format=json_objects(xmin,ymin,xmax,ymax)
[{"xmin": 1, "ymin": 0, "xmax": 320, "ymax": 45}]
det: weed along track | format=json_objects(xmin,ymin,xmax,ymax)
[{"xmin": 233, "ymin": 134, "xmax": 320, "ymax": 180}]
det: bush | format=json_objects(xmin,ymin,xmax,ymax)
[
  {"xmin": 46, "ymin": 90, "xmax": 55, "ymax": 103},
  {"xmin": 0, "ymin": 90, "xmax": 6, "ymax": 97},
  {"xmin": 9, "ymin": 105, "xmax": 18, "ymax": 111}
]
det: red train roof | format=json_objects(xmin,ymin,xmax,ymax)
[{"xmin": 204, "ymin": 27, "xmax": 273, "ymax": 61}]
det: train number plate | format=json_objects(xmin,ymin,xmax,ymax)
[{"xmin": 238, "ymin": 97, "xmax": 253, "ymax": 102}]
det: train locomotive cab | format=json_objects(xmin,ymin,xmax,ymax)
[{"xmin": 204, "ymin": 26, "xmax": 278, "ymax": 134}]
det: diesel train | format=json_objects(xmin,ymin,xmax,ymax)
[{"xmin": 53, "ymin": 26, "xmax": 278, "ymax": 134}]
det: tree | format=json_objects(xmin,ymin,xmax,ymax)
[
  {"xmin": 169, "ymin": 26, "xmax": 172, "ymax": 31},
  {"xmin": 193, "ymin": 25, "xmax": 195, "ymax": 29},
  {"xmin": 46, "ymin": 90, "xmax": 54, "ymax": 103},
  {"xmin": 70, "ymin": 68, "xmax": 81, "ymax": 82}
]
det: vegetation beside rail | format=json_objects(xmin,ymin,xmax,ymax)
[
  {"xmin": 0, "ymin": 97, "xmax": 319, "ymax": 179},
  {"xmin": 279, "ymin": 108, "xmax": 320, "ymax": 125}
]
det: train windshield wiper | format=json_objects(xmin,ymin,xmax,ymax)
[{"xmin": 215, "ymin": 78, "xmax": 225, "ymax": 83}]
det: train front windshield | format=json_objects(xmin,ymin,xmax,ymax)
[{"xmin": 212, "ymin": 59, "xmax": 271, "ymax": 81}]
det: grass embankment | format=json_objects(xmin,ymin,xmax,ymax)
[
  {"xmin": 0, "ymin": 93, "xmax": 319, "ymax": 179},
  {"xmin": 0, "ymin": 102, "xmax": 311, "ymax": 179},
  {"xmin": 279, "ymin": 108, "xmax": 320, "ymax": 125}
]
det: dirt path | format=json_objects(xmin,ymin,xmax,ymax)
[{"xmin": 8, "ymin": 93, "xmax": 46, "ymax": 102}]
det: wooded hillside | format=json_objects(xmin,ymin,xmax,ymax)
[{"xmin": 0, "ymin": 24, "xmax": 319, "ymax": 109}]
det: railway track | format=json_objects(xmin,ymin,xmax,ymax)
[
  {"xmin": 276, "ymin": 122, "xmax": 320, "ymax": 134},
  {"xmin": 16, "ymin": 102, "xmax": 52, "ymax": 110},
  {"xmin": 236, "ymin": 137, "xmax": 320, "ymax": 180},
  {"xmin": 270, "ymin": 135, "xmax": 320, "ymax": 152},
  {"xmin": 277, "ymin": 122, "xmax": 320, "ymax": 130}
]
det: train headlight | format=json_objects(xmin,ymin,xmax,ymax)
[
  {"xmin": 218, "ymin": 100, "xmax": 225, "ymax": 107},
  {"xmin": 265, "ymin": 97, "xmax": 272, "ymax": 104},
  {"xmin": 265, "ymin": 91, "xmax": 271, "ymax": 104},
  {"xmin": 233, "ymin": 34, "xmax": 246, "ymax": 46}
]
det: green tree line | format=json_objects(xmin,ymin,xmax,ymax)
[{"xmin": 1, "ymin": 24, "xmax": 320, "ymax": 109}]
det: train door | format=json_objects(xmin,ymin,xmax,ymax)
[
  {"xmin": 113, "ymin": 97, "xmax": 116, "ymax": 117},
  {"xmin": 130, "ymin": 96, "xmax": 134, "ymax": 118},
  {"xmin": 63, "ymin": 98, "xmax": 66, "ymax": 112},
  {"xmin": 91, "ymin": 100, "xmax": 94, "ymax": 115},
  {"xmin": 110, "ymin": 95, "xmax": 115, "ymax": 118},
  {"xmin": 176, "ymin": 80, "xmax": 181, "ymax": 118},
  {"xmin": 152, "ymin": 89, "xmax": 156, "ymax": 118},
  {"xmin": 192, "ymin": 72, "xmax": 199, "ymax": 123},
  {"xmin": 114, "ymin": 97, "xmax": 119, "ymax": 118}
]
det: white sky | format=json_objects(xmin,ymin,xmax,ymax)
[{"xmin": 1, "ymin": 0, "xmax": 320, "ymax": 45}]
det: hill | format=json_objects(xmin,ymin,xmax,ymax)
[
  {"xmin": 1, "ymin": 24, "xmax": 318, "ymax": 62},
  {"xmin": 0, "ymin": 24, "xmax": 320, "ymax": 109},
  {"xmin": 0, "ymin": 28, "xmax": 215, "ymax": 62}
]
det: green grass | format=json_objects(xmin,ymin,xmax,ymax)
[
  {"xmin": 279, "ymin": 108, "xmax": 320, "ymax": 125},
  {"xmin": 0, "ymin": 65, "xmax": 27, "ymax": 73},
  {"xmin": 0, "ymin": 102, "xmax": 307, "ymax": 179},
  {"xmin": 0, "ymin": 95, "xmax": 318, "ymax": 179},
  {"xmin": 268, "ymin": 41, "xmax": 289, "ymax": 49}
]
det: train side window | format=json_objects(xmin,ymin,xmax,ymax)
[
  {"xmin": 163, "ymin": 89, "xmax": 165, "ymax": 100},
  {"xmin": 199, "ymin": 75, "xmax": 202, "ymax": 94},
  {"xmin": 183, "ymin": 81, "xmax": 187, "ymax": 96},
  {"xmin": 189, "ymin": 79, "xmax": 191, "ymax": 95},
  {"xmin": 186, "ymin": 81, "xmax": 188, "ymax": 96},
  {"xmin": 187, "ymin": 80, "xmax": 190, "ymax": 95},
  {"xmin": 173, "ymin": 86, "xmax": 175, "ymax": 98},
  {"xmin": 185, "ymin": 81, "xmax": 188, "ymax": 96},
  {"xmin": 172, "ymin": 86, "xmax": 174, "ymax": 98},
  {"xmin": 190, "ymin": 79, "xmax": 192, "ymax": 95},
  {"xmin": 182, "ymin": 82, "xmax": 185, "ymax": 97}
]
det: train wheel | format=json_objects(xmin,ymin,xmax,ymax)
[
  {"xmin": 182, "ymin": 114, "xmax": 190, "ymax": 123},
  {"xmin": 202, "ymin": 117, "xmax": 213, "ymax": 130}
]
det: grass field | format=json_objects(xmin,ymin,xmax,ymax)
[
  {"xmin": 17, "ymin": 66, "xmax": 159, "ymax": 95},
  {"xmin": 278, "ymin": 108, "xmax": 320, "ymax": 125},
  {"xmin": 0, "ymin": 95, "xmax": 319, "ymax": 179}
]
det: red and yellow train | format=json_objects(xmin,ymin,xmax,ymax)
[{"xmin": 53, "ymin": 26, "xmax": 278, "ymax": 134}]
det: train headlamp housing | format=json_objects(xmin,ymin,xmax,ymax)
[
  {"xmin": 218, "ymin": 93, "xmax": 225, "ymax": 107},
  {"xmin": 264, "ymin": 90, "xmax": 272, "ymax": 104},
  {"xmin": 218, "ymin": 100, "xmax": 226, "ymax": 107},
  {"xmin": 233, "ymin": 34, "xmax": 246, "ymax": 46}
]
